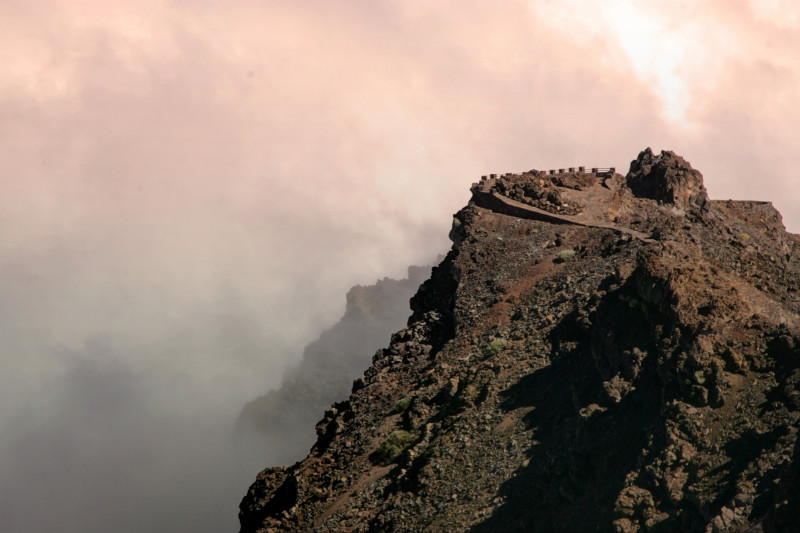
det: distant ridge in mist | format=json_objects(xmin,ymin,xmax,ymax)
[{"xmin": 235, "ymin": 265, "xmax": 432, "ymax": 465}]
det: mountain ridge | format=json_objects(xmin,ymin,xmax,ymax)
[
  {"xmin": 239, "ymin": 149, "xmax": 800, "ymax": 532},
  {"xmin": 236, "ymin": 266, "xmax": 432, "ymax": 466}
]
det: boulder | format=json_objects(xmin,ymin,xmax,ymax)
[{"xmin": 626, "ymin": 148, "xmax": 709, "ymax": 213}]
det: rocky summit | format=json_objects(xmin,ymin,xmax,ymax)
[{"xmin": 239, "ymin": 149, "xmax": 800, "ymax": 532}]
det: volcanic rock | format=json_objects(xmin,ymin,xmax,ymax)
[
  {"xmin": 239, "ymin": 150, "xmax": 800, "ymax": 532},
  {"xmin": 626, "ymin": 147, "xmax": 710, "ymax": 214}
]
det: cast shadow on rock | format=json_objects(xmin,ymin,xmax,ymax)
[{"xmin": 472, "ymin": 282, "xmax": 667, "ymax": 532}]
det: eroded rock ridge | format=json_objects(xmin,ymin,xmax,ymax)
[{"xmin": 240, "ymin": 149, "xmax": 800, "ymax": 532}]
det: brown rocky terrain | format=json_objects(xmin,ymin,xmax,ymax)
[
  {"xmin": 236, "ymin": 266, "xmax": 431, "ymax": 466},
  {"xmin": 239, "ymin": 149, "xmax": 800, "ymax": 532}
]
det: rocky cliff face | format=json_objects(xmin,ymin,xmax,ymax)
[
  {"xmin": 627, "ymin": 148, "xmax": 710, "ymax": 214},
  {"xmin": 239, "ymin": 149, "xmax": 800, "ymax": 532},
  {"xmin": 236, "ymin": 266, "xmax": 431, "ymax": 466}
]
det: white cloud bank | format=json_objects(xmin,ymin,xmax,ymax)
[{"xmin": 0, "ymin": 1, "xmax": 798, "ymax": 531}]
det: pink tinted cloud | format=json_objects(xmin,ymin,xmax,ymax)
[
  {"xmin": 0, "ymin": 0, "xmax": 797, "ymax": 375},
  {"xmin": 1, "ymin": 3, "xmax": 799, "ymax": 531}
]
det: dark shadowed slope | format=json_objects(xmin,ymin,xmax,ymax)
[{"xmin": 239, "ymin": 149, "xmax": 800, "ymax": 532}]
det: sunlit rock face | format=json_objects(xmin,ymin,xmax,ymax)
[{"xmin": 627, "ymin": 147, "xmax": 710, "ymax": 214}]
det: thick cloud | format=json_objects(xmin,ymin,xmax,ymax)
[
  {"xmin": 0, "ymin": 346, "xmax": 257, "ymax": 533},
  {"xmin": 1, "ymin": 1, "xmax": 798, "ymax": 531}
]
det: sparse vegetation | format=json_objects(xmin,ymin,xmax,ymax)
[
  {"xmin": 393, "ymin": 397, "xmax": 411, "ymax": 414},
  {"xmin": 742, "ymin": 233, "xmax": 750, "ymax": 240},
  {"xmin": 556, "ymin": 249, "xmax": 577, "ymax": 262},
  {"xmin": 484, "ymin": 338, "xmax": 508, "ymax": 356},
  {"xmin": 371, "ymin": 430, "xmax": 414, "ymax": 465}
]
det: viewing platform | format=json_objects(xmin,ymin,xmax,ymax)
[
  {"xmin": 470, "ymin": 165, "xmax": 656, "ymax": 244},
  {"xmin": 479, "ymin": 167, "xmax": 616, "ymax": 182}
]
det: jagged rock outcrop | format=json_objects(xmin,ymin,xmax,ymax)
[
  {"xmin": 627, "ymin": 148, "xmax": 710, "ymax": 214},
  {"xmin": 239, "ymin": 150, "xmax": 800, "ymax": 532},
  {"xmin": 235, "ymin": 266, "xmax": 431, "ymax": 465}
]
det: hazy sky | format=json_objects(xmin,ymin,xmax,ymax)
[{"xmin": 1, "ymin": 1, "xmax": 799, "ymax": 531}]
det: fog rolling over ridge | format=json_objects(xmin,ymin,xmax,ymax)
[
  {"xmin": 1, "ymin": 1, "xmax": 799, "ymax": 532},
  {"xmin": 0, "ymin": 267, "xmax": 430, "ymax": 533},
  {"xmin": 237, "ymin": 266, "xmax": 432, "ymax": 467}
]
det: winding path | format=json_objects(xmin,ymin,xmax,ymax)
[{"xmin": 472, "ymin": 179, "xmax": 656, "ymax": 244}]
